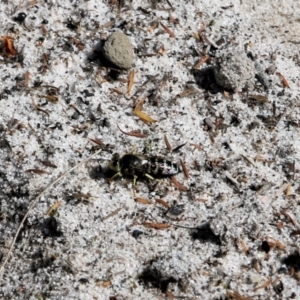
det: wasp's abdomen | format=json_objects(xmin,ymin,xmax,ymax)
[{"xmin": 144, "ymin": 157, "xmax": 179, "ymax": 176}]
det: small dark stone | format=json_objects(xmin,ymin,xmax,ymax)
[
  {"xmin": 132, "ymin": 230, "xmax": 144, "ymax": 239},
  {"xmin": 191, "ymin": 222, "xmax": 221, "ymax": 245},
  {"xmin": 261, "ymin": 241, "xmax": 270, "ymax": 253},
  {"xmin": 13, "ymin": 12, "xmax": 27, "ymax": 23},
  {"xmin": 283, "ymin": 250, "xmax": 300, "ymax": 272},
  {"xmin": 139, "ymin": 267, "xmax": 177, "ymax": 293},
  {"xmin": 41, "ymin": 216, "xmax": 62, "ymax": 238},
  {"xmin": 167, "ymin": 204, "xmax": 185, "ymax": 216}
]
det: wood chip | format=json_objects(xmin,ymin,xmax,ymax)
[{"xmin": 1, "ymin": 36, "xmax": 16, "ymax": 56}]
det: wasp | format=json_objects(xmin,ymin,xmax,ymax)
[{"xmin": 108, "ymin": 153, "xmax": 180, "ymax": 187}]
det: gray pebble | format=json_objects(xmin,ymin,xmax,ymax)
[
  {"xmin": 103, "ymin": 32, "xmax": 134, "ymax": 69},
  {"xmin": 213, "ymin": 48, "xmax": 255, "ymax": 92}
]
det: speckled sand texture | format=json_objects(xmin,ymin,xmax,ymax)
[{"xmin": 0, "ymin": 1, "xmax": 300, "ymax": 299}]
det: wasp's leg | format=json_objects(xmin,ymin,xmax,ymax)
[
  {"xmin": 132, "ymin": 175, "xmax": 138, "ymax": 197},
  {"xmin": 144, "ymin": 173, "xmax": 159, "ymax": 181},
  {"xmin": 133, "ymin": 175, "xmax": 138, "ymax": 187},
  {"xmin": 108, "ymin": 172, "xmax": 122, "ymax": 183}
]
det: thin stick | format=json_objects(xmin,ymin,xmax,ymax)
[{"xmin": 0, "ymin": 149, "xmax": 102, "ymax": 276}]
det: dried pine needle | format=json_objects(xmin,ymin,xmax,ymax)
[
  {"xmin": 25, "ymin": 169, "xmax": 50, "ymax": 175},
  {"xmin": 276, "ymin": 72, "xmax": 290, "ymax": 88},
  {"xmin": 40, "ymin": 95, "xmax": 59, "ymax": 102},
  {"xmin": 253, "ymin": 277, "xmax": 272, "ymax": 292},
  {"xmin": 170, "ymin": 176, "xmax": 188, "ymax": 191},
  {"xmin": 135, "ymin": 197, "xmax": 153, "ymax": 205},
  {"xmin": 134, "ymin": 97, "xmax": 146, "ymax": 111},
  {"xmin": 46, "ymin": 201, "xmax": 62, "ymax": 216},
  {"xmin": 134, "ymin": 109, "xmax": 157, "ymax": 123},
  {"xmin": 127, "ymin": 69, "xmax": 135, "ymax": 95},
  {"xmin": 155, "ymin": 198, "xmax": 171, "ymax": 208},
  {"xmin": 160, "ymin": 22, "xmax": 175, "ymax": 38},
  {"xmin": 164, "ymin": 134, "xmax": 172, "ymax": 151},
  {"xmin": 88, "ymin": 138, "xmax": 105, "ymax": 147},
  {"xmin": 180, "ymin": 158, "xmax": 189, "ymax": 178},
  {"xmin": 193, "ymin": 55, "xmax": 210, "ymax": 69},
  {"xmin": 117, "ymin": 123, "xmax": 148, "ymax": 138},
  {"xmin": 143, "ymin": 222, "xmax": 171, "ymax": 229},
  {"xmin": 249, "ymin": 94, "xmax": 269, "ymax": 103}
]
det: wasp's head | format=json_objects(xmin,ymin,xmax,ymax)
[{"xmin": 108, "ymin": 153, "xmax": 121, "ymax": 172}]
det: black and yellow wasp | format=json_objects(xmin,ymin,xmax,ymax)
[{"xmin": 108, "ymin": 153, "xmax": 180, "ymax": 186}]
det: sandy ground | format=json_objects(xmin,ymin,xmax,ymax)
[{"xmin": 0, "ymin": 0, "xmax": 300, "ymax": 299}]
